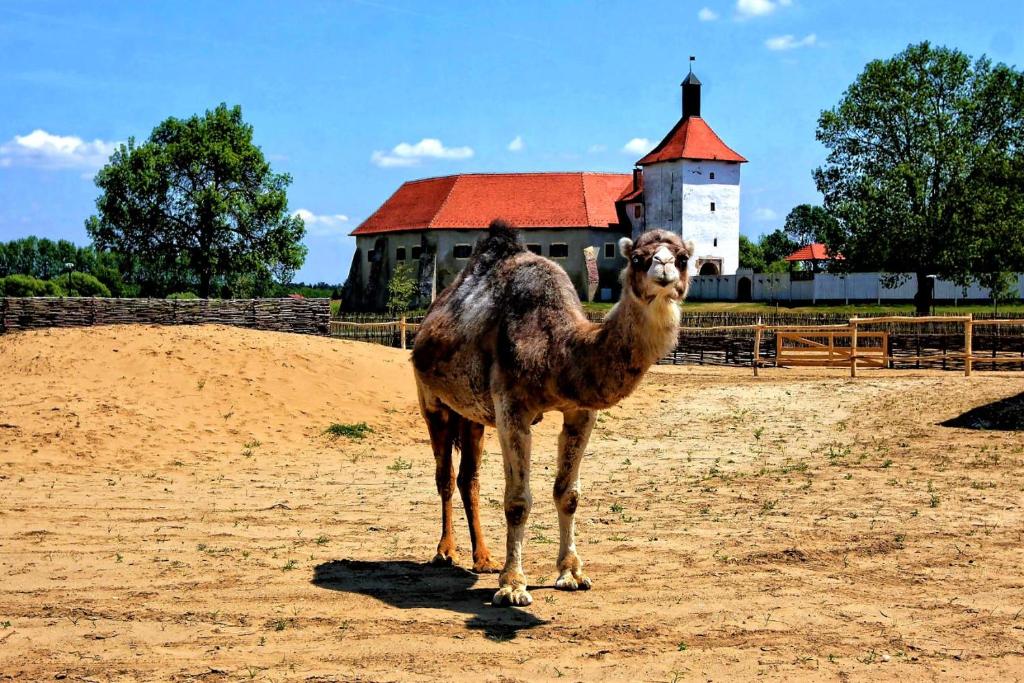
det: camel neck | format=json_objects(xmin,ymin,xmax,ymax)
[{"xmin": 567, "ymin": 290, "xmax": 680, "ymax": 407}]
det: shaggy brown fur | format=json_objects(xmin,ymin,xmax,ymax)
[{"xmin": 412, "ymin": 219, "xmax": 691, "ymax": 606}]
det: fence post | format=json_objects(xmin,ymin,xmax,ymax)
[
  {"xmin": 400, "ymin": 315, "xmax": 407, "ymax": 350},
  {"xmin": 753, "ymin": 319, "xmax": 762, "ymax": 377},
  {"xmin": 849, "ymin": 318, "xmax": 858, "ymax": 378},
  {"xmin": 964, "ymin": 314, "xmax": 973, "ymax": 377}
]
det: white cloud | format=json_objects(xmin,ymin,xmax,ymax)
[
  {"xmin": 507, "ymin": 135, "xmax": 524, "ymax": 152},
  {"xmin": 622, "ymin": 138, "xmax": 652, "ymax": 155},
  {"xmin": 0, "ymin": 129, "xmax": 119, "ymax": 171},
  {"xmin": 753, "ymin": 208, "xmax": 778, "ymax": 221},
  {"xmin": 293, "ymin": 208, "xmax": 350, "ymax": 237},
  {"xmin": 765, "ymin": 33, "xmax": 817, "ymax": 50},
  {"xmin": 735, "ymin": 0, "xmax": 786, "ymax": 18},
  {"xmin": 370, "ymin": 137, "xmax": 474, "ymax": 167},
  {"xmin": 698, "ymin": 7, "xmax": 719, "ymax": 21}
]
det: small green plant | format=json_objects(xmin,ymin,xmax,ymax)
[
  {"xmin": 1, "ymin": 621, "xmax": 11, "ymax": 629},
  {"xmin": 387, "ymin": 457, "xmax": 412, "ymax": 472},
  {"xmin": 929, "ymin": 494, "xmax": 940, "ymax": 508},
  {"xmin": 282, "ymin": 559, "xmax": 297, "ymax": 571},
  {"xmin": 677, "ymin": 642, "xmax": 688, "ymax": 651},
  {"xmin": 314, "ymin": 535, "xmax": 329, "ymax": 545},
  {"xmin": 324, "ymin": 422, "xmax": 373, "ymax": 440},
  {"xmin": 610, "ymin": 502, "xmax": 624, "ymax": 514}
]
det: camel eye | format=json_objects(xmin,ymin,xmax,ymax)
[{"xmin": 631, "ymin": 255, "xmax": 642, "ymax": 266}]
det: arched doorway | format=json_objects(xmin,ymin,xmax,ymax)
[
  {"xmin": 737, "ymin": 276, "xmax": 752, "ymax": 302},
  {"xmin": 699, "ymin": 261, "xmax": 720, "ymax": 276}
]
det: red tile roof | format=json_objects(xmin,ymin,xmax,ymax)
[
  {"xmin": 785, "ymin": 243, "xmax": 844, "ymax": 261},
  {"xmin": 636, "ymin": 116, "xmax": 747, "ymax": 165},
  {"xmin": 351, "ymin": 172, "xmax": 632, "ymax": 235}
]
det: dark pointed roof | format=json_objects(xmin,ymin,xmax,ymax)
[
  {"xmin": 636, "ymin": 116, "xmax": 747, "ymax": 165},
  {"xmin": 681, "ymin": 72, "xmax": 702, "ymax": 86}
]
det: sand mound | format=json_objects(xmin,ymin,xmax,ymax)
[{"xmin": 0, "ymin": 324, "xmax": 419, "ymax": 467}]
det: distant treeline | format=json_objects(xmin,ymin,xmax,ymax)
[{"xmin": 0, "ymin": 237, "xmax": 340, "ymax": 299}]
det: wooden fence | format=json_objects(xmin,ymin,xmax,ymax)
[
  {"xmin": 331, "ymin": 311, "xmax": 1024, "ymax": 374},
  {"xmin": 0, "ymin": 297, "xmax": 331, "ymax": 336}
]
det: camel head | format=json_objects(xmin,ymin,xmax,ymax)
[{"xmin": 618, "ymin": 230, "xmax": 693, "ymax": 302}]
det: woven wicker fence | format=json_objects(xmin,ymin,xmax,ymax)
[{"xmin": 0, "ymin": 297, "xmax": 331, "ymax": 336}]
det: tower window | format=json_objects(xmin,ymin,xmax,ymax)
[
  {"xmin": 710, "ymin": 201, "xmax": 716, "ymax": 212},
  {"xmin": 709, "ymin": 172, "xmax": 715, "ymax": 180},
  {"xmin": 633, "ymin": 204, "xmax": 643, "ymax": 218},
  {"xmin": 453, "ymin": 244, "xmax": 472, "ymax": 259},
  {"xmin": 713, "ymin": 238, "xmax": 718, "ymax": 247},
  {"xmin": 526, "ymin": 243, "xmax": 542, "ymax": 255},
  {"xmin": 604, "ymin": 242, "xmax": 616, "ymax": 259},
  {"xmin": 396, "ymin": 247, "xmax": 406, "ymax": 261},
  {"xmin": 411, "ymin": 246, "xmax": 422, "ymax": 260},
  {"xmin": 549, "ymin": 243, "xmax": 569, "ymax": 259}
]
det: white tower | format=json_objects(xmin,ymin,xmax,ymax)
[{"xmin": 633, "ymin": 64, "xmax": 747, "ymax": 276}]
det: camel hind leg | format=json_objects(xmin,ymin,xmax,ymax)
[
  {"xmin": 456, "ymin": 418, "xmax": 500, "ymax": 573},
  {"xmin": 418, "ymin": 386, "xmax": 459, "ymax": 565}
]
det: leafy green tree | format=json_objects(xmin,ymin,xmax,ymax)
[
  {"xmin": 62, "ymin": 272, "xmax": 112, "ymax": 297},
  {"xmin": 814, "ymin": 41, "xmax": 1024, "ymax": 312},
  {"xmin": 738, "ymin": 235, "xmax": 767, "ymax": 272},
  {"xmin": 783, "ymin": 204, "xmax": 838, "ymax": 246},
  {"xmin": 86, "ymin": 103, "xmax": 306, "ymax": 298},
  {"xmin": 386, "ymin": 262, "xmax": 417, "ymax": 316},
  {"xmin": 758, "ymin": 229, "xmax": 797, "ymax": 266}
]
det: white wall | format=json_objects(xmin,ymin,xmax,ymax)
[
  {"xmin": 686, "ymin": 271, "xmax": 1024, "ymax": 303},
  {"xmin": 640, "ymin": 159, "xmax": 742, "ymax": 276}
]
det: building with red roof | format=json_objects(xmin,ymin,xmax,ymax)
[{"xmin": 344, "ymin": 64, "xmax": 746, "ymax": 310}]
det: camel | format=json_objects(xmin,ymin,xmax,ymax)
[{"xmin": 411, "ymin": 219, "xmax": 691, "ymax": 607}]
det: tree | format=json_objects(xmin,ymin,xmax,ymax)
[
  {"xmin": 738, "ymin": 235, "xmax": 766, "ymax": 272},
  {"xmin": 758, "ymin": 229, "xmax": 797, "ymax": 266},
  {"xmin": 814, "ymin": 41, "xmax": 1024, "ymax": 312},
  {"xmin": 86, "ymin": 103, "xmax": 307, "ymax": 298},
  {"xmin": 386, "ymin": 262, "xmax": 417, "ymax": 316},
  {"xmin": 783, "ymin": 204, "xmax": 838, "ymax": 246}
]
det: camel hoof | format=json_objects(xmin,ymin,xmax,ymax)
[
  {"xmin": 430, "ymin": 552, "xmax": 456, "ymax": 567},
  {"xmin": 554, "ymin": 570, "xmax": 592, "ymax": 591},
  {"xmin": 492, "ymin": 585, "xmax": 532, "ymax": 607},
  {"xmin": 472, "ymin": 557, "xmax": 501, "ymax": 574}
]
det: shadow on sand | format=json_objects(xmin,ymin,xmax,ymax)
[
  {"xmin": 311, "ymin": 559, "xmax": 545, "ymax": 640},
  {"xmin": 940, "ymin": 391, "xmax": 1024, "ymax": 431}
]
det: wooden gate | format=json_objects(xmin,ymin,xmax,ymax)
[{"xmin": 776, "ymin": 330, "xmax": 889, "ymax": 368}]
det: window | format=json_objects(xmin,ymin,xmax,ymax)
[
  {"xmin": 411, "ymin": 246, "xmax": 422, "ymax": 260},
  {"xmin": 710, "ymin": 202, "xmax": 716, "ymax": 212},
  {"xmin": 633, "ymin": 204, "xmax": 643, "ymax": 218},
  {"xmin": 713, "ymin": 238, "xmax": 718, "ymax": 247},
  {"xmin": 526, "ymin": 243, "xmax": 542, "ymax": 255},
  {"xmin": 453, "ymin": 244, "xmax": 472, "ymax": 259},
  {"xmin": 709, "ymin": 172, "xmax": 715, "ymax": 180},
  {"xmin": 368, "ymin": 250, "xmax": 381, "ymax": 263},
  {"xmin": 396, "ymin": 247, "xmax": 406, "ymax": 261},
  {"xmin": 604, "ymin": 242, "xmax": 616, "ymax": 259},
  {"xmin": 549, "ymin": 243, "xmax": 569, "ymax": 259}
]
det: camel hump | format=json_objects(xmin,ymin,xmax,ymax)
[{"xmin": 472, "ymin": 219, "xmax": 524, "ymax": 262}]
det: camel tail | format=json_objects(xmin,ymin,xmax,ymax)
[
  {"xmin": 472, "ymin": 218, "xmax": 524, "ymax": 262},
  {"xmin": 446, "ymin": 412, "xmax": 463, "ymax": 454}
]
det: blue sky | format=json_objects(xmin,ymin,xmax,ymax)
[{"xmin": 1, "ymin": 0, "xmax": 1021, "ymax": 283}]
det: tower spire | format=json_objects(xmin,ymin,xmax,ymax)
[{"xmin": 681, "ymin": 56, "xmax": 701, "ymax": 118}]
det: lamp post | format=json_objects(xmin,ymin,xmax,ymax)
[
  {"xmin": 926, "ymin": 274, "xmax": 938, "ymax": 315},
  {"xmin": 64, "ymin": 262, "xmax": 75, "ymax": 294}
]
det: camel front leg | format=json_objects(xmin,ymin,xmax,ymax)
[
  {"xmin": 554, "ymin": 408, "xmax": 596, "ymax": 591},
  {"xmin": 492, "ymin": 404, "xmax": 533, "ymax": 607}
]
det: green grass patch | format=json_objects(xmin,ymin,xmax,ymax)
[{"xmin": 324, "ymin": 422, "xmax": 373, "ymax": 440}]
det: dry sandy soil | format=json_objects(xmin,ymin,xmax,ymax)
[{"xmin": 1, "ymin": 324, "xmax": 1022, "ymax": 682}]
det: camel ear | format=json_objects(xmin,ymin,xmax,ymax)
[
  {"xmin": 618, "ymin": 237, "xmax": 634, "ymax": 259},
  {"xmin": 683, "ymin": 240, "xmax": 695, "ymax": 260}
]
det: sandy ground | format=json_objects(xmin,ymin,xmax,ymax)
[{"xmin": 1, "ymin": 324, "xmax": 1022, "ymax": 682}]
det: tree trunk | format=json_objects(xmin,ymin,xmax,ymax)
[{"xmin": 914, "ymin": 272, "xmax": 934, "ymax": 314}]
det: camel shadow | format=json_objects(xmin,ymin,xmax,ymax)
[
  {"xmin": 311, "ymin": 559, "xmax": 545, "ymax": 640},
  {"xmin": 940, "ymin": 391, "xmax": 1024, "ymax": 431}
]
